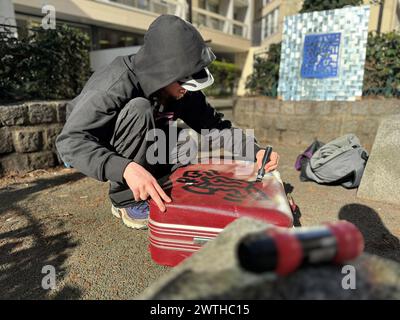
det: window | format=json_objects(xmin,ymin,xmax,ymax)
[
  {"xmin": 266, "ymin": 13, "xmax": 271, "ymax": 37},
  {"xmin": 198, "ymin": 0, "xmax": 219, "ymax": 14},
  {"xmin": 396, "ymin": 0, "xmax": 400, "ymax": 30},
  {"xmin": 95, "ymin": 27, "xmax": 144, "ymax": 50},
  {"xmin": 137, "ymin": 0, "xmax": 149, "ymax": 10},
  {"xmin": 208, "ymin": 3, "xmax": 219, "ymax": 14},
  {"xmin": 272, "ymin": 7, "xmax": 279, "ymax": 34},
  {"xmin": 199, "ymin": 0, "xmax": 206, "ymax": 9},
  {"xmin": 262, "ymin": 7, "xmax": 280, "ymax": 39},
  {"xmin": 210, "ymin": 17, "xmax": 223, "ymax": 30},
  {"xmin": 194, "ymin": 13, "xmax": 207, "ymax": 26},
  {"xmin": 233, "ymin": 24, "xmax": 243, "ymax": 36},
  {"xmin": 110, "ymin": 0, "xmax": 142, "ymax": 9},
  {"xmin": 15, "ymin": 14, "xmax": 92, "ymax": 44}
]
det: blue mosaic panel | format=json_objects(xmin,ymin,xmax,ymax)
[
  {"xmin": 278, "ymin": 6, "xmax": 370, "ymax": 101},
  {"xmin": 301, "ymin": 33, "xmax": 341, "ymax": 79}
]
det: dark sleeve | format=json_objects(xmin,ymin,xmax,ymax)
[
  {"xmin": 178, "ymin": 91, "xmax": 262, "ymax": 161},
  {"xmin": 177, "ymin": 91, "xmax": 232, "ymax": 131},
  {"xmin": 56, "ymin": 90, "xmax": 131, "ymax": 183}
]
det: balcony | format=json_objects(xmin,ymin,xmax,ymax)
[
  {"xmin": 98, "ymin": 0, "xmax": 249, "ymax": 39},
  {"xmin": 233, "ymin": 0, "xmax": 248, "ymax": 7},
  {"xmin": 94, "ymin": 0, "xmax": 251, "ymax": 52},
  {"xmin": 105, "ymin": 0, "xmax": 181, "ymax": 15},
  {"xmin": 192, "ymin": 7, "xmax": 249, "ymax": 39}
]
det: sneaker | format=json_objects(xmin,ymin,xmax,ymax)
[{"xmin": 111, "ymin": 201, "xmax": 149, "ymax": 230}]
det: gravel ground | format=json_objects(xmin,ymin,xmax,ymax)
[{"xmin": 0, "ymin": 144, "xmax": 399, "ymax": 299}]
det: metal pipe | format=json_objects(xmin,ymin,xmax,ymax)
[
  {"xmin": 187, "ymin": 0, "xmax": 192, "ymax": 23},
  {"xmin": 377, "ymin": 0, "xmax": 385, "ymax": 34}
]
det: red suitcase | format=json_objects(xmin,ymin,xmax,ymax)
[{"xmin": 148, "ymin": 160, "xmax": 293, "ymax": 266}]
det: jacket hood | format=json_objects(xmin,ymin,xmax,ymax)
[{"xmin": 132, "ymin": 15, "xmax": 216, "ymax": 97}]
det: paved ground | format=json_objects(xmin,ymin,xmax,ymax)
[{"xmin": 0, "ymin": 144, "xmax": 399, "ymax": 299}]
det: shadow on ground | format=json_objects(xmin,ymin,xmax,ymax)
[
  {"xmin": 0, "ymin": 172, "xmax": 84, "ymax": 299},
  {"xmin": 339, "ymin": 203, "xmax": 400, "ymax": 263}
]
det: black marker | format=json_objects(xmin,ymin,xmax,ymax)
[{"xmin": 256, "ymin": 146, "xmax": 273, "ymax": 182}]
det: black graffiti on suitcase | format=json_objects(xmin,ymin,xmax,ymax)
[{"xmin": 176, "ymin": 170, "xmax": 270, "ymax": 203}]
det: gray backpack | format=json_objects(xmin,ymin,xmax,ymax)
[{"xmin": 304, "ymin": 134, "xmax": 369, "ymax": 189}]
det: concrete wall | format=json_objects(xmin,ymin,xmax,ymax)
[
  {"xmin": 2, "ymin": 97, "xmax": 397, "ymax": 176},
  {"xmin": 0, "ymin": 101, "xmax": 66, "ymax": 176},
  {"xmin": 233, "ymin": 97, "xmax": 400, "ymax": 151}
]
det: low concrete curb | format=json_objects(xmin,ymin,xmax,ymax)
[{"xmin": 358, "ymin": 115, "xmax": 400, "ymax": 206}]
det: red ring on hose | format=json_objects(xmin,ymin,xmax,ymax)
[
  {"xmin": 326, "ymin": 220, "xmax": 364, "ymax": 264},
  {"xmin": 266, "ymin": 228, "xmax": 302, "ymax": 275}
]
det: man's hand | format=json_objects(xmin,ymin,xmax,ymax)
[
  {"xmin": 256, "ymin": 149, "xmax": 280, "ymax": 173},
  {"xmin": 123, "ymin": 162, "xmax": 171, "ymax": 212}
]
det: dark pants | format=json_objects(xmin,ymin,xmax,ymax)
[
  {"xmin": 109, "ymin": 97, "xmax": 256, "ymax": 208},
  {"xmin": 109, "ymin": 98, "xmax": 196, "ymax": 208}
]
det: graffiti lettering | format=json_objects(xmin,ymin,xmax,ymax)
[{"xmin": 176, "ymin": 170, "xmax": 269, "ymax": 203}]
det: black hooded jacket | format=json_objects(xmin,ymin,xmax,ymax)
[{"xmin": 56, "ymin": 15, "xmax": 261, "ymax": 184}]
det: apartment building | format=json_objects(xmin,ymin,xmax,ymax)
[
  {"xmin": 2, "ymin": 0, "xmax": 400, "ymax": 94},
  {"xmin": 5, "ymin": 0, "xmax": 253, "ymax": 70}
]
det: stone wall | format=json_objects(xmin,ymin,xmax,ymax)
[
  {"xmin": 234, "ymin": 97, "xmax": 400, "ymax": 151},
  {"xmin": 2, "ymin": 98, "xmax": 399, "ymax": 176},
  {"xmin": 0, "ymin": 101, "xmax": 67, "ymax": 176}
]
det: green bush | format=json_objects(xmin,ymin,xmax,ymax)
[
  {"xmin": 204, "ymin": 60, "xmax": 241, "ymax": 97},
  {"xmin": 363, "ymin": 31, "xmax": 400, "ymax": 97},
  {"xmin": 245, "ymin": 43, "xmax": 281, "ymax": 97},
  {"xmin": 299, "ymin": 0, "xmax": 363, "ymax": 13},
  {"xmin": 0, "ymin": 24, "xmax": 91, "ymax": 102}
]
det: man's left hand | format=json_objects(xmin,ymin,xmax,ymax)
[{"xmin": 256, "ymin": 149, "xmax": 280, "ymax": 173}]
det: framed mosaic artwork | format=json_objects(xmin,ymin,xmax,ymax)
[{"xmin": 278, "ymin": 6, "xmax": 370, "ymax": 101}]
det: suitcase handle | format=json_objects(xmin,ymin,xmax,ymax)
[{"xmin": 193, "ymin": 237, "xmax": 212, "ymax": 246}]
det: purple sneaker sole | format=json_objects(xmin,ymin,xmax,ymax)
[{"xmin": 111, "ymin": 202, "xmax": 149, "ymax": 230}]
